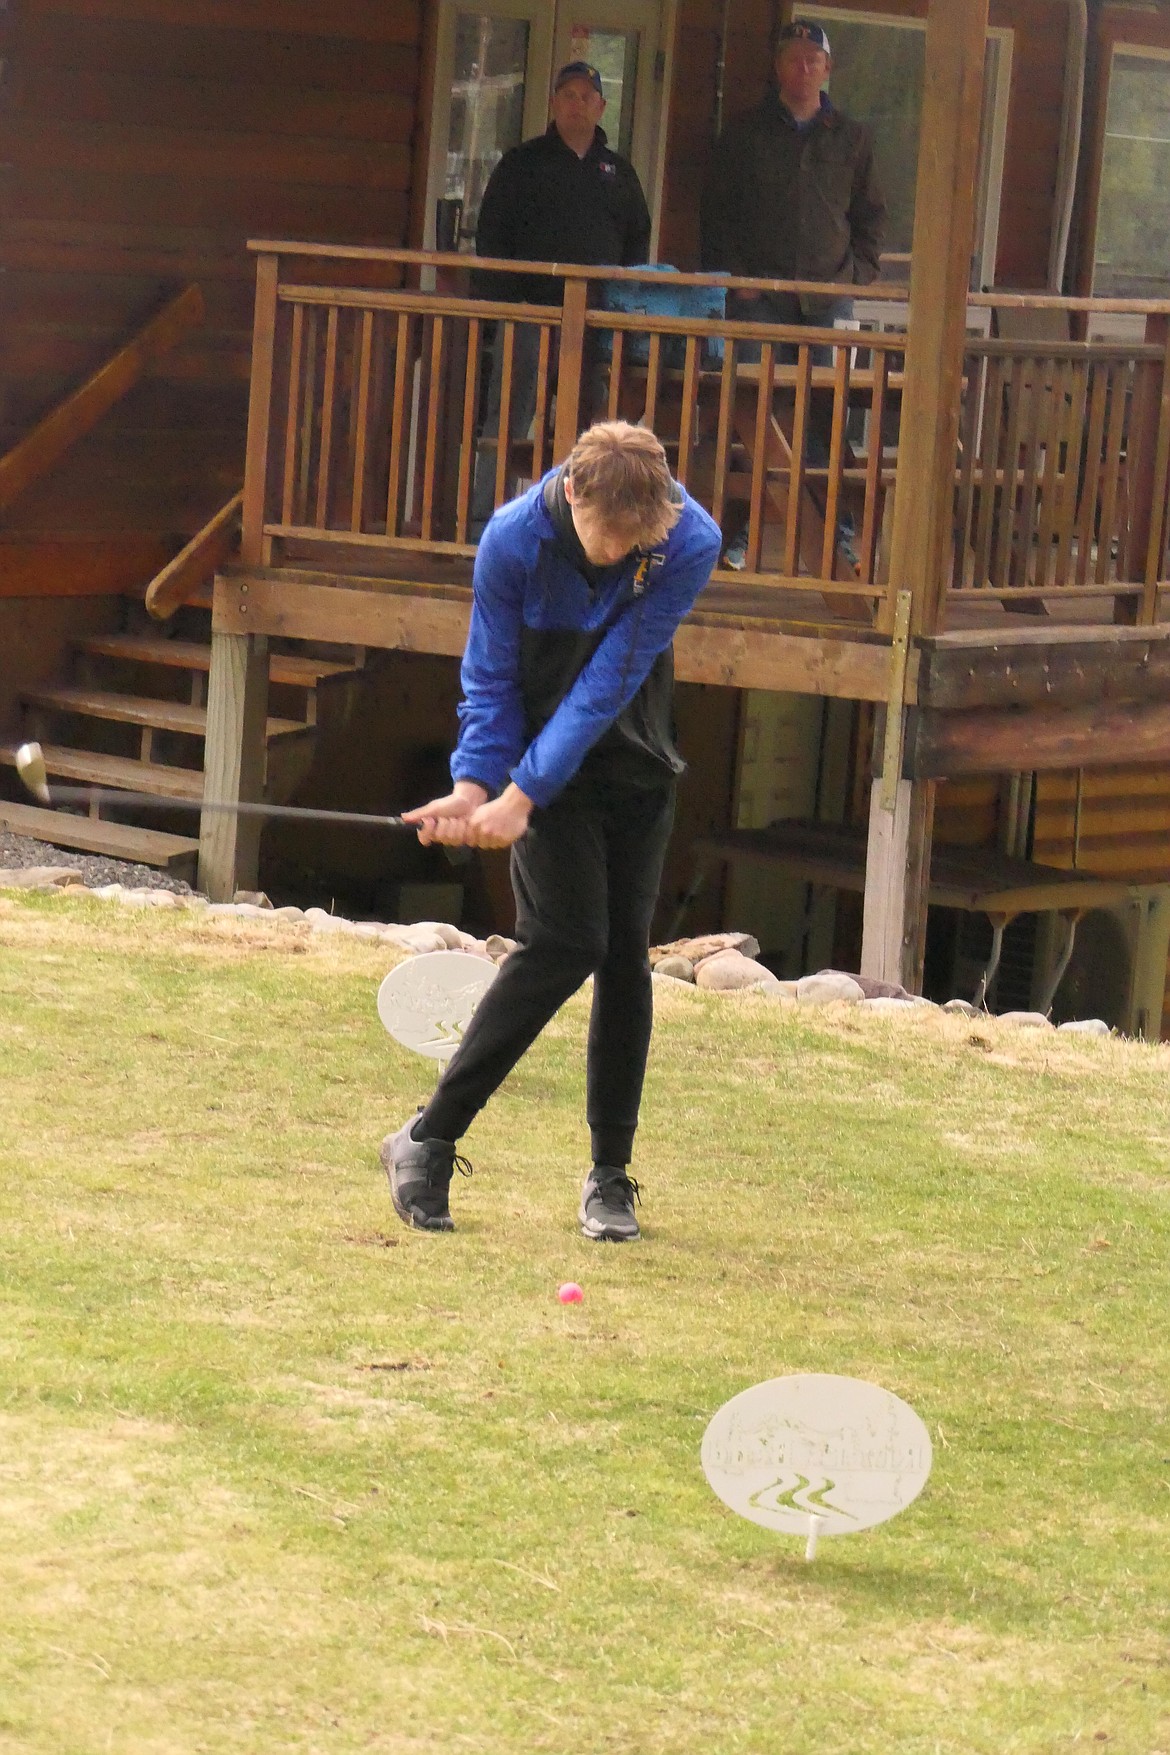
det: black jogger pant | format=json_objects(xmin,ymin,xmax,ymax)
[{"xmin": 419, "ymin": 776, "xmax": 676, "ymax": 1166}]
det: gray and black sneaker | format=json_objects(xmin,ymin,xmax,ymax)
[
  {"xmin": 380, "ymin": 1117, "xmax": 472, "ymax": 1233},
  {"xmin": 579, "ymin": 1169, "xmax": 642, "ymax": 1242}
]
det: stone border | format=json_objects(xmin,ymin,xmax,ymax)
[{"xmin": 0, "ymin": 867, "xmax": 1113, "ymax": 1036}]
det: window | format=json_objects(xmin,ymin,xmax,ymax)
[
  {"xmin": 424, "ymin": 0, "xmax": 554, "ymax": 253},
  {"xmin": 805, "ymin": 8, "xmax": 1012, "ymax": 287},
  {"xmin": 565, "ymin": 24, "xmax": 639, "ymax": 157},
  {"xmin": 1093, "ymin": 46, "xmax": 1170, "ymax": 298},
  {"xmin": 443, "ymin": 14, "xmax": 533, "ymax": 245}
]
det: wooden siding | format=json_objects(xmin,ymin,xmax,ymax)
[
  {"xmin": 933, "ymin": 776, "xmax": 1001, "ymax": 848},
  {"xmin": 658, "ymin": 0, "xmax": 1071, "ymax": 289},
  {"xmin": 1033, "ymin": 765, "xmax": 1170, "ymax": 1034},
  {"xmin": 0, "ymin": 0, "xmax": 424, "ymax": 534}
]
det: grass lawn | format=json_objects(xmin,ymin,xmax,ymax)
[{"xmin": 1, "ymin": 891, "xmax": 1168, "ymax": 1754}]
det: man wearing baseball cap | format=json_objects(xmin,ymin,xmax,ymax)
[
  {"xmin": 469, "ymin": 61, "xmax": 651, "ymax": 533},
  {"xmin": 700, "ymin": 19, "xmax": 886, "ymax": 568}
]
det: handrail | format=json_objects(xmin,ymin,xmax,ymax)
[
  {"xmin": 271, "ymin": 273, "xmax": 1167, "ymax": 360},
  {"xmin": 968, "ymin": 337, "xmax": 1163, "ymax": 360},
  {"xmin": 249, "ymin": 240, "xmax": 911, "ymax": 302},
  {"xmin": 145, "ymin": 490, "xmax": 243, "ymax": 621},
  {"xmin": 277, "ymin": 286, "xmax": 552, "ymax": 322},
  {"xmin": 0, "ymin": 284, "xmax": 205, "ymax": 518},
  {"xmin": 275, "ymin": 279, "xmax": 907, "ymax": 353},
  {"xmin": 246, "ymin": 240, "xmax": 1170, "ymax": 317}
]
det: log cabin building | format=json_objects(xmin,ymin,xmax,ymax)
[{"xmin": 5, "ymin": 0, "xmax": 1170, "ymax": 1032}]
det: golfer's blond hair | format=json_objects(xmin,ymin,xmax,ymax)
[{"xmin": 567, "ymin": 421, "xmax": 681, "ymax": 548}]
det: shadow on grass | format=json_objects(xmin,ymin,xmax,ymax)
[{"xmin": 755, "ymin": 1552, "xmax": 1072, "ymax": 1633}]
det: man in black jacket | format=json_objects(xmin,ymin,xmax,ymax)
[
  {"xmin": 700, "ymin": 21, "xmax": 886, "ymax": 568},
  {"xmin": 470, "ymin": 61, "xmax": 651, "ymax": 532}
]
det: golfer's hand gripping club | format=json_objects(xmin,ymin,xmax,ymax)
[{"xmin": 405, "ymin": 779, "xmax": 533, "ymax": 849}]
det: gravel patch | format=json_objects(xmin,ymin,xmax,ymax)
[{"xmin": 0, "ymin": 830, "xmax": 197, "ymax": 896}]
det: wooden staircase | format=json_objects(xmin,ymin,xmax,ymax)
[
  {"xmin": 0, "ymin": 288, "xmax": 364, "ymax": 881},
  {"xmin": 0, "ymin": 623, "xmax": 364, "ymax": 880}
]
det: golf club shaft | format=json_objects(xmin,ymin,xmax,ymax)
[{"xmin": 39, "ymin": 783, "xmax": 410, "ymax": 831}]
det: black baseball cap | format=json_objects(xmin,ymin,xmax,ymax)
[
  {"xmin": 554, "ymin": 60, "xmax": 604, "ymax": 97},
  {"xmin": 778, "ymin": 19, "xmax": 831, "ymax": 54}
]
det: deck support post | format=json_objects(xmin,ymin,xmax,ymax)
[
  {"xmin": 862, "ymin": 591, "xmax": 931, "ymax": 987},
  {"xmin": 197, "ymin": 629, "xmax": 269, "ymax": 901},
  {"xmin": 860, "ymin": 0, "xmax": 988, "ymax": 990},
  {"xmin": 861, "ymin": 768, "xmax": 936, "ymax": 990}
]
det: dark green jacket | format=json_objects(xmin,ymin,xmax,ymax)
[{"xmin": 700, "ymin": 92, "xmax": 886, "ymax": 317}]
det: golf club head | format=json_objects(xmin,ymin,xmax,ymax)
[{"xmin": 14, "ymin": 742, "xmax": 50, "ymax": 805}]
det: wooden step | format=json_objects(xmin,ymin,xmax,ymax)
[
  {"xmin": 0, "ymin": 743, "xmax": 203, "ymax": 800},
  {"xmin": 21, "ymin": 684, "xmax": 304, "ymax": 740},
  {"xmin": 0, "ymin": 799, "xmax": 198, "ymax": 874},
  {"xmin": 78, "ymin": 634, "xmax": 356, "ymax": 690}
]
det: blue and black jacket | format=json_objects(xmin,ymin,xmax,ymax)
[{"xmin": 451, "ymin": 469, "xmax": 721, "ymax": 810}]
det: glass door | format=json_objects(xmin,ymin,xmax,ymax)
[
  {"xmin": 425, "ymin": 0, "xmax": 554, "ymax": 251},
  {"xmin": 551, "ymin": 0, "xmax": 664, "ymax": 203}
]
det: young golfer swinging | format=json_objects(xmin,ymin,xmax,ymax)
[{"xmin": 381, "ymin": 420, "xmax": 721, "ymax": 1240}]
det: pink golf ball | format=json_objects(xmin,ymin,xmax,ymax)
[{"xmin": 558, "ymin": 1282, "xmax": 584, "ymax": 1304}]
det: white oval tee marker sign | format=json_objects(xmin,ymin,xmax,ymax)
[
  {"xmin": 701, "ymin": 1373, "xmax": 932, "ymax": 1548},
  {"xmin": 377, "ymin": 951, "xmax": 497, "ymax": 1063}
]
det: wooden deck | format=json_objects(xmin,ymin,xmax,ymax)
[
  {"xmin": 215, "ymin": 549, "xmax": 900, "ymax": 700},
  {"xmin": 231, "ymin": 243, "xmax": 1170, "ymax": 647},
  {"xmin": 219, "ymin": 547, "xmax": 1170, "ymax": 740},
  {"xmin": 193, "ymin": 242, "xmax": 1170, "ymax": 817},
  {"xmin": 192, "ymin": 243, "xmax": 1170, "ymax": 949}
]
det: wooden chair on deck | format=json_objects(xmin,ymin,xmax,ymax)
[{"xmin": 952, "ymin": 304, "xmax": 1129, "ymax": 609}]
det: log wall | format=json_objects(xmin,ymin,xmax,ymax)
[
  {"xmin": 1033, "ymin": 765, "xmax": 1170, "ymax": 1035},
  {"xmin": 0, "ymin": 0, "xmax": 426, "ymax": 533}
]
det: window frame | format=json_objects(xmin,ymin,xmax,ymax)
[
  {"xmin": 422, "ymin": 0, "xmax": 556, "ymax": 255},
  {"xmin": 1079, "ymin": 8, "xmax": 1170, "ymax": 298},
  {"xmin": 802, "ymin": 5, "xmax": 1013, "ymax": 288}
]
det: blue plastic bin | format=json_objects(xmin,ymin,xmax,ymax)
[{"xmin": 598, "ymin": 266, "xmax": 726, "ymax": 368}]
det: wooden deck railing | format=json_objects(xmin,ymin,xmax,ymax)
[
  {"xmin": 238, "ymin": 244, "xmax": 1170, "ymax": 635},
  {"xmin": 948, "ymin": 318, "xmax": 1170, "ymax": 624}
]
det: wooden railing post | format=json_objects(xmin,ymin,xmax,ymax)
[
  {"xmin": 861, "ymin": 0, "xmax": 989, "ymax": 993},
  {"xmin": 241, "ymin": 252, "xmax": 281, "ymax": 568},
  {"xmin": 553, "ymin": 277, "xmax": 588, "ymax": 462},
  {"xmin": 884, "ymin": 1, "xmax": 989, "ymax": 638}
]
